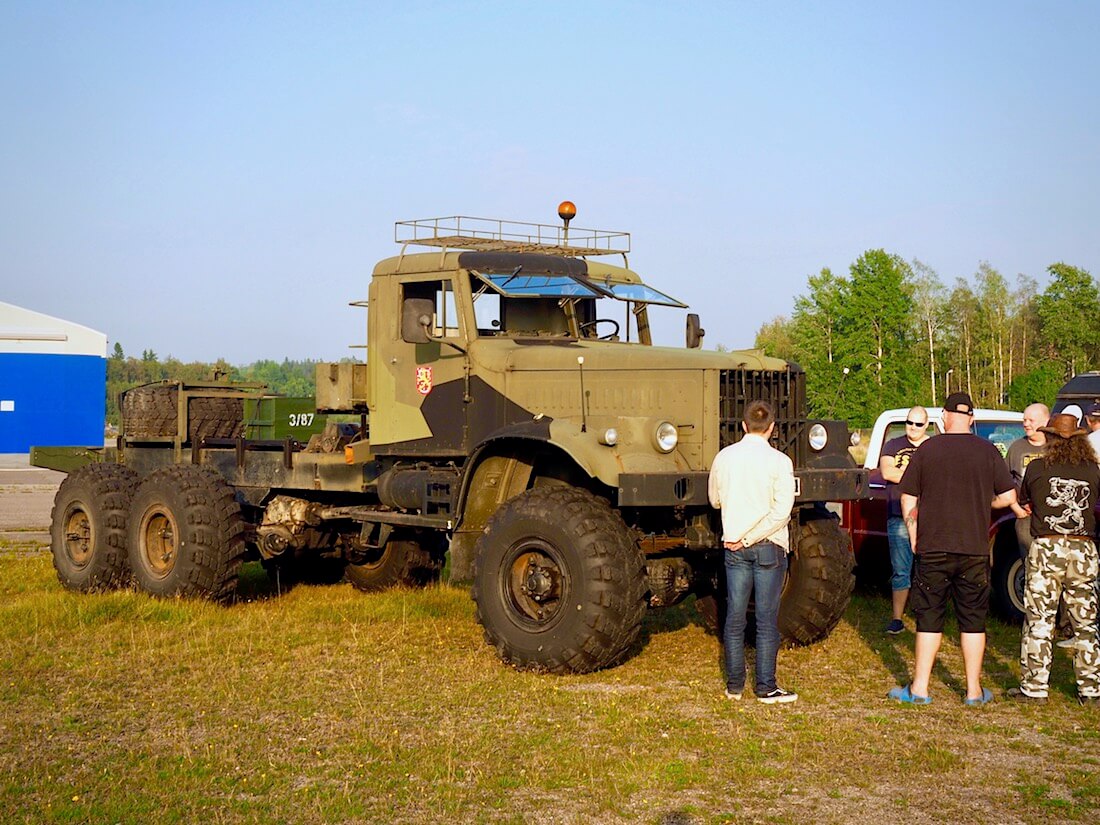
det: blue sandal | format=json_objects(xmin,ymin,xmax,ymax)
[
  {"xmin": 888, "ymin": 684, "xmax": 932, "ymax": 705},
  {"xmin": 964, "ymin": 688, "xmax": 994, "ymax": 706}
]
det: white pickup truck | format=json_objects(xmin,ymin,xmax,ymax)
[{"xmin": 840, "ymin": 407, "xmax": 1027, "ymax": 621}]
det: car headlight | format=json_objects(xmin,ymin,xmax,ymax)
[
  {"xmin": 809, "ymin": 423, "xmax": 828, "ymax": 451},
  {"xmin": 655, "ymin": 421, "xmax": 678, "ymax": 453},
  {"xmin": 849, "ymin": 430, "xmax": 861, "ymax": 447},
  {"xmin": 599, "ymin": 427, "xmax": 618, "ymax": 446}
]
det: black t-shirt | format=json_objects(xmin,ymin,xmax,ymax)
[
  {"xmin": 881, "ymin": 435, "xmax": 923, "ymax": 518},
  {"xmin": 1019, "ymin": 457, "xmax": 1100, "ymax": 538},
  {"xmin": 898, "ymin": 433, "xmax": 1015, "ymax": 556}
]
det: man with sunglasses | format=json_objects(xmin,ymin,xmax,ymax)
[
  {"xmin": 890, "ymin": 392, "xmax": 1018, "ymax": 705},
  {"xmin": 880, "ymin": 406, "xmax": 932, "ymax": 634}
]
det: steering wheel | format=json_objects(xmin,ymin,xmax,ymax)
[{"xmin": 579, "ymin": 318, "xmax": 621, "ymax": 340}]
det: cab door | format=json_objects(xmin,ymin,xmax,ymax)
[{"xmin": 369, "ymin": 274, "xmax": 470, "ymax": 456}]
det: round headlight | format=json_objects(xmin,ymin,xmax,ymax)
[
  {"xmin": 849, "ymin": 430, "xmax": 862, "ymax": 447},
  {"xmin": 809, "ymin": 423, "xmax": 828, "ymax": 451},
  {"xmin": 600, "ymin": 427, "xmax": 618, "ymax": 446},
  {"xmin": 655, "ymin": 421, "xmax": 678, "ymax": 453}
]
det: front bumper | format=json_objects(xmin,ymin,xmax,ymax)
[{"xmin": 618, "ymin": 467, "xmax": 869, "ymax": 507}]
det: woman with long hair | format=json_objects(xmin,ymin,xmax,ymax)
[{"xmin": 1013, "ymin": 413, "xmax": 1100, "ymax": 704}]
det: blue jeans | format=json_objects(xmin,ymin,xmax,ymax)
[
  {"xmin": 723, "ymin": 541, "xmax": 788, "ymax": 696},
  {"xmin": 887, "ymin": 516, "xmax": 914, "ymax": 592}
]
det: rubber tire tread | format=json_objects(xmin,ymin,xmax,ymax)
[
  {"xmin": 122, "ymin": 385, "xmax": 243, "ymax": 440},
  {"xmin": 471, "ymin": 486, "xmax": 647, "ymax": 674},
  {"xmin": 991, "ymin": 542, "xmax": 1025, "ymax": 624},
  {"xmin": 50, "ymin": 464, "xmax": 138, "ymax": 591},
  {"xmin": 127, "ymin": 465, "xmax": 247, "ymax": 603},
  {"xmin": 345, "ymin": 539, "xmax": 439, "ymax": 592},
  {"xmin": 778, "ymin": 514, "xmax": 855, "ymax": 645}
]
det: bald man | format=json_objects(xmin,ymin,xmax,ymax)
[{"xmin": 1006, "ymin": 403, "xmax": 1050, "ymax": 560}]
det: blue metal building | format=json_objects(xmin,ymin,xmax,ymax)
[{"xmin": 0, "ymin": 301, "xmax": 107, "ymax": 453}]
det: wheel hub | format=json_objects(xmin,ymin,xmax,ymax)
[
  {"xmin": 141, "ymin": 510, "xmax": 178, "ymax": 577},
  {"xmin": 506, "ymin": 545, "xmax": 566, "ymax": 625},
  {"xmin": 521, "ymin": 560, "xmax": 556, "ymax": 602},
  {"xmin": 63, "ymin": 508, "xmax": 93, "ymax": 566}
]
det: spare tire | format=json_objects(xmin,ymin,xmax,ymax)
[{"xmin": 122, "ymin": 384, "xmax": 243, "ymax": 441}]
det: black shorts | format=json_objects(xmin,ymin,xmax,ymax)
[{"xmin": 910, "ymin": 551, "xmax": 990, "ymax": 634}]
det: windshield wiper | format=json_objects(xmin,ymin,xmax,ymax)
[{"xmin": 498, "ymin": 265, "xmax": 523, "ymax": 289}]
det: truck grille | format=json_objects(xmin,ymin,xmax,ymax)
[{"xmin": 719, "ymin": 368, "xmax": 806, "ymax": 466}]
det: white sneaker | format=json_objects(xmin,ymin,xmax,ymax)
[{"xmin": 757, "ymin": 687, "xmax": 798, "ymax": 704}]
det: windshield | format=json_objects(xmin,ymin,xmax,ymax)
[
  {"xmin": 470, "ymin": 269, "xmax": 684, "ymax": 306},
  {"xmin": 469, "ymin": 268, "xmax": 685, "ymax": 343},
  {"xmin": 471, "ymin": 271, "xmax": 609, "ymax": 298},
  {"xmin": 603, "ymin": 282, "xmax": 687, "ymax": 308}
]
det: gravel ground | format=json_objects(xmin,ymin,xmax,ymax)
[{"xmin": 0, "ymin": 454, "xmax": 63, "ymax": 541}]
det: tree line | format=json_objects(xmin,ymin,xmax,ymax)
[
  {"xmin": 751, "ymin": 251, "xmax": 1098, "ymax": 427},
  {"xmin": 106, "ymin": 344, "xmax": 326, "ymax": 426}
]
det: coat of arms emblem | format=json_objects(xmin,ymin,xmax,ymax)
[{"xmin": 415, "ymin": 366, "xmax": 433, "ymax": 395}]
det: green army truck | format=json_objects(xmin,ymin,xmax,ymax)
[{"xmin": 43, "ymin": 205, "xmax": 869, "ymax": 674}]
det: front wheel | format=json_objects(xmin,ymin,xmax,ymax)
[
  {"xmin": 694, "ymin": 511, "xmax": 854, "ymax": 645},
  {"xmin": 779, "ymin": 513, "xmax": 855, "ymax": 644},
  {"xmin": 471, "ymin": 486, "xmax": 646, "ymax": 674}
]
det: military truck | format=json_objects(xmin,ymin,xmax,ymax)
[{"xmin": 43, "ymin": 204, "xmax": 868, "ymax": 674}]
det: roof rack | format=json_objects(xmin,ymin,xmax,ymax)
[{"xmin": 395, "ymin": 215, "xmax": 630, "ymax": 257}]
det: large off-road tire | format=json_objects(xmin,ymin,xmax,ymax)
[
  {"xmin": 50, "ymin": 464, "xmax": 138, "ymax": 591},
  {"xmin": 694, "ymin": 511, "xmax": 854, "ymax": 645},
  {"xmin": 345, "ymin": 537, "xmax": 441, "ymax": 592},
  {"xmin": 471, "ymin": 486, "xmax": 647, "ymax": 674},
  {"xmin": 127, "ymin": 465, "xmax": 246, "ymax": 602},
  {"xmin": 778, "ymin": 513, "xmax": 854, "ymax": 644},
  {"xmin": 122, "ymin": 384, "xmax": 243, "ymax": 440}
]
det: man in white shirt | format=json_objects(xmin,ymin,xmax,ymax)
[{"xmin": 708, "ymin": 400, "xmax": 798, "ymax": 704}]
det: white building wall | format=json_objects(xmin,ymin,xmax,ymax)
[{"xmin": 0, "ymin": 301, "xmax": 108, "ymax": 357}]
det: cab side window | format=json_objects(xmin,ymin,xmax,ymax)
[{"xmin": 402, "ymin": 279, "xmax": 461, "ymax": 339}]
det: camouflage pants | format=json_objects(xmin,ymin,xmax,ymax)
[{"xmin": 1020, "ymin": 537, "xmax": 1100, "ymax": 698}]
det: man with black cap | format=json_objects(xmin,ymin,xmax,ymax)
[
  {"xmin": 1012, "ymin": 413, "xmax": 1100, "ymax": 704},
  {"xmin": 889, "ymin": 392, "xmax": 1018, "ymax": 705}
]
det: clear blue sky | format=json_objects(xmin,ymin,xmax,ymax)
[{"xmin": 3, "ymin": 2, "xmax": 1098, "ymax": 362}]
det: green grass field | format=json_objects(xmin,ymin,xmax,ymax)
[{"xmin": 2, "ymin": 541, "xmax": 1097, "ymax": 824}]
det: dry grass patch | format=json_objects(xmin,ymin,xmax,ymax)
[{"xmin": 1, "ymin": 542, "xmax": 1097, "ymax": 824}]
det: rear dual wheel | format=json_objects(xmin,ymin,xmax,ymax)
[
  {"xmin": 50, "ymin": 464, "xmax": 138, "ymax": 591},
  {"xmin": 127, "ymin": 465, "xmax": 246, "ymax": 602}
]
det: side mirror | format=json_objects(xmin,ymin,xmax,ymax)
[
  {"xmin": 686, "ymin": 313, "xmax": 705, "ymax": 349},
  {"xmin": 401, "ymin": 298, "xmax": 434, "ymax": 344}
]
